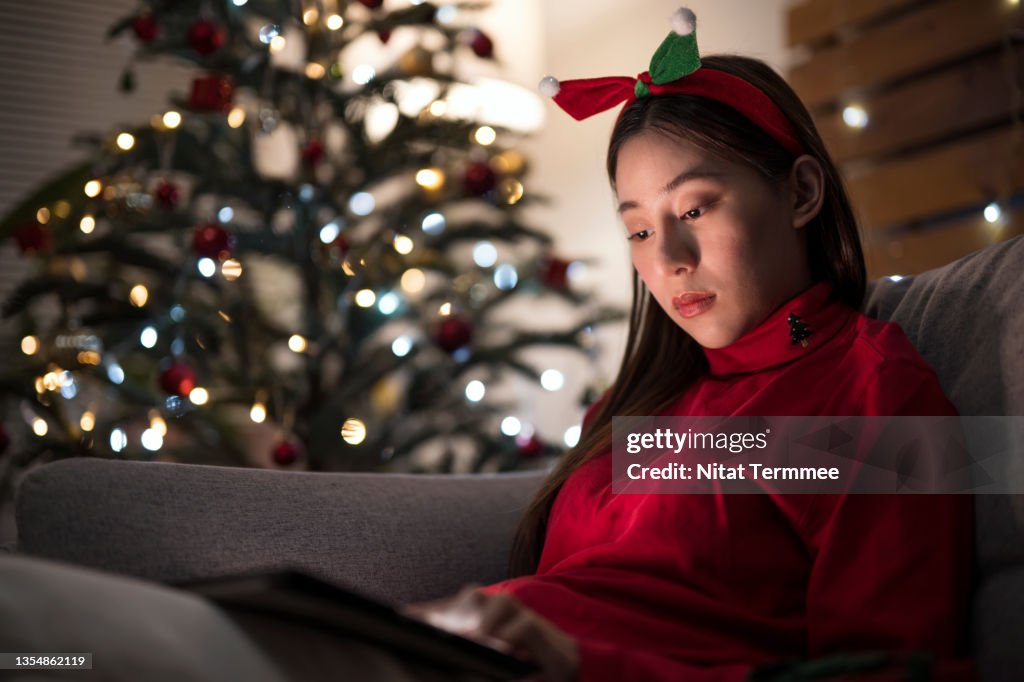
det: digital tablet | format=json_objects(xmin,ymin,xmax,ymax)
[{"xmin": 176, "ymin": 570, "xmax": 540, "ymax": 680}]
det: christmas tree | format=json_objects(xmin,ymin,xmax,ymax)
[{"xmin": 0, "ymin": 0, "xmax": 621, "ymax": 488}]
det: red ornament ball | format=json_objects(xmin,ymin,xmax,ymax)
[
  {"xmin": 272, "ymin": 440, "xmax": 301, "ymax": 466},
  {"xmin": 159, "ymin": 362, "xmax": 197, "ymax": 396},
  {"xmin": 14, "ymin": 221, "xmax": 52, "ymax": 255},
  {"xmin": 188, "ymin": 74, "xmax": 234, "ymax": 112},
  {"xmin": 470, "ymin": 29, "xmax": 494, "ymax": 59},
  {"xmin": 434, "ymin": 316, "xmax": 473, "ymax": 353},
  {"xmin": 155, "ymin": 180, "xmax": 180, "ymax": 209},
  {"xmin": 187, "ymin": 19, "xmax": 225, "ymax": 56},
  {"xmin": 332, "ymin": 233, "xmax": 350, "ymax": 254},
  {"xmin": 463, "ymin": 162, "xmax": 497, "ymax": 196},
  {"xmin": 132, "ymin": 14, "xmax": 159, "ymax": 43},
  {"xmin": 539, "ymin": 255, "xmax": 571, "ymax": 289},
  {"xmin": 358, "ymin": 0, "xmax": 384, "ymax": 8},
  {"xmin": 192, "ymin": 222, "xmax": 233, "ymax": 260},
  {"xmin": 377, "ymin": 29, "xmax": 392, "ymax": 44},
  {"xmin": 301, "ymin": 138, "xmax": 325, "ymax": 167},
  {"xmin": 515, "ymin": 433, "xmax": 543, "ymax": 458}
]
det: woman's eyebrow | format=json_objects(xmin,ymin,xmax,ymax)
[{"xmin": 617, "ymin": 165, "xmax": 725, "ymax": 214}]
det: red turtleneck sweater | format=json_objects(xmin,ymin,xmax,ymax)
[{"xmin": 482, "ymin": 282, "xmax": 974, "ymax": 680}]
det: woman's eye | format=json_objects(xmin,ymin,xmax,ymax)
[
  {"xmin": 681, "ymin": 206, "xmax": 705, "ymax": 221},
  {"xmin": 627, "ymin": 229, "xmax": 652, "ymax": 242}
]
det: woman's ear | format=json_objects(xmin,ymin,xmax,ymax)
[{"xmin": 788, "ymin": 155, "xmax": 825, "ymax": 230}]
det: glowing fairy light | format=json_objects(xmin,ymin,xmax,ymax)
[
  {"xmin": 140, "ymin": 326, "xmax": 158, "ymax": 349},
  {"xmin": 32, "ymin": 418, "xmax": 48, "ymax": 437},
  {"xmin": 162, "ymin": 111, "xmax": 182, "ymax": 128},
  {"xmin": 141, "ymin": 428, "xmax": 164, "ymax": 451},
  {"xmin": 391, "ymin": 334, "xmax": 413, "ymax": 357},
  {"xmin": 21, "ymin": 335, "xmax": 39, "ymax": 355},
  {"xmin": 250, "ymin": 402, "xmax": 267, "ymax": 423},
  {"xmin": 227, "ymin": 107, "xmax": 246, "ymax": 128},
  {"xmin": 288, "ymin": 335, "xmax": 308, "ymax": 353},
  {"xmin": 540, "ymin": 369, "xmax": 565, "ymax": 391},
  {"xmin": 189, "ymin": 387, "xmax": 210, "ymax": 405},
  {"xmin": 465, "ymin": 380, "xmax": 485, "ymax": 402},
  {"xmin": 80, "ymin": 215, "xmax": 96, "ymax": 234},
  {"xmin": 415, "ymin": 168, "xmax": 445, "ymax": 191},
  {"xmin": 84, "ymin": 180, "xmax": 102, "ymax": 198},
  {"xmin": 564, "ymin": 425, "xmax": 582, "ymax": 447},
  {"xmin": 116, "ymin": 133, "xmax": 135, "ymax": 150},
  {"xmin": 341, "ymin": 418, "xmax": 367, "ymax": 445},
  {"xmin": 355, "ymin": 289, "xmax": 376, "ymax": 308},
  {"xmin": 80, "ymin": 411, "xmax": 96, "ymax": 432},
  {"xmin": 401, "ymin": 268, "xmax": 425, "ymax": 294},
  {"xmin": 393, "ymin": 235, "xmax": 414, "ymax": 254},
  {"xmin": 500, "ymin": 416, "xmax": 522, "ymax": 437},
  {"xmin": 421, "ymin": 212, "xmax": 445, "ymax": 235},
  {"xmin": 110, "ymin": 427, "xmax": 128, "ymax": 452},
  {"xmin": 842, "ymin": 105, "xmax": 868, "ymax": 129},
  {"xmin": 326, "ymin": 14, "xmax": 343, "ymax": 30},
  {"xmin": 130, "ymin": 284, "xmax": 149, "ymax": 307},
  {"xmin": 473, "ymin": 126, "xmax": 497, "ymax": 146}
]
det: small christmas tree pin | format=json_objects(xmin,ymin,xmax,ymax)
[{"xmin": 787, "ymin": 313, "xmax": 812, "ymax": 348}]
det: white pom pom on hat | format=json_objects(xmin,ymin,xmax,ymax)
[
  {"xmin": 671, "ymin": 7, "xmax": 696, "ymax": 36},
  {"xmin": 538, "ymin": 75, "xmax": 561, "ymax": 98}
]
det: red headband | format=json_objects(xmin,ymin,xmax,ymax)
[
  {"xmin": 539, "ymin": 8, "xmax": 805, "ymax": 157},
  {"xmin": 548, "ymin": 70, "xmax": 805, "ymax": 157}
]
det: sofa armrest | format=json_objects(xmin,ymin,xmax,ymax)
[{"xmin": 14, "ymin": 458, "xmax": 547, "ymax": 604}]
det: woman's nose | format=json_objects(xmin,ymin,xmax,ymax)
[{"xmin": 655, "ymin": 218, "xmax": 698, "ymax": 275}]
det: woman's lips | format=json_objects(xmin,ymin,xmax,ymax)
[{"xmin": 672, "ymin": 292, "xmax": 716, "ymax": 318}]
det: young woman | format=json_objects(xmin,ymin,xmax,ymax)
[{"xmin": 406, "ymin": 9, "xmax": 974, "ymax": 682}]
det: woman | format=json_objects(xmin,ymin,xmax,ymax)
[{"xmin": 405, "ymin": 9, "xmax": 973, "ymax": 682}]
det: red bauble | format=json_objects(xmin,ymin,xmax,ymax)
[
  {"xmin": 192, "ymin": 222, "xmax": 233, "ymax": 260},
  {"xmin": 132, "ymin": 14, "xmax": 159, "ymax": 43},
  {"xmin": 463, "ymin": 162, "xmax": 497, "ymax": 196},
  {"xmin": 301, "ymin": 139, "xmax": 325, "ymax": 167},
  {"xmin": 0, "ymin": 421, "xmax": 10, "ymax": 455},
  {"xmin": 188, "ymin": 74, "xmax": 234, "ymax": 112},
  {"xmin": 272, "ymin": 440, "xmax": 301, "ymax": 466},
  {"xmin": 434, "ymin": 316, "xmax": 473, "ymax": 353},
  {"xmin": 358, "ymin": 0, "xmax": 384, "ymax": 8},
  {"xmin": 187, "ymin": 19, "xmax": 225, "ymax": 56},
  {"xmin": 377, "ymin": 29, "xmax": 392, "ymax": 44},
  {"xmin": 155, "ymin": 180, "xmax": 180, "ymax": 209},
  {"xmin": 539, "ymin": 255, "xmax": 571, "ymax": 289},
  {"xmin": 14, "ymin": 221, "xmax": 52, "ymax": 255},
  {"xmin": 470, "ymin": 29, "xmax": 494, "ymax": 59},
  {"xmin": 516, "ymin": 433, "xmax": 543, "ymax": 458},
  {"xmin": 159, "ymin": 362, "xmax": 197, "ymax": 396},
  {"xmin": 332, "ymin": 233, "xmax": 350, "ymax": 254}
]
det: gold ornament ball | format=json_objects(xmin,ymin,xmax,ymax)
[{"xmin": 399, "ymin": 46, "xmax": 434, "ymax": 77}]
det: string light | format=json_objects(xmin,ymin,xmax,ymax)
[
  {"xmin": 32, "ymin": 418, "xmax": 48, "ymax": 437},
  {"xmin": 984, "ymin": 202, "xmax": 1002, "ymax": 223},
  {"xmin": 197, "ymin": 258, "xmax": 217, "ymax": 278},
  {"xmin": 302, "ymin": 8, "xmax": 319, "ymax": 25},
  {"xmin": 326, "ymin": 14, "xmax": 343, "ymax": 30},
  {"xmin": 149, "ymin": 411, "xmax": 168, "ymax": 436},
  {"xmin": 352, "ymin": 65, "xmax": 376, "ymax": 85},
  {"xmin": 36, "ymin": 207, "xmax": 50, "ymax": 224},
  {"xmin": 378, "ymin": 292, "xmax": 400, "ymax": 315},
  {"xmin": 341, "ymin": 418, "xmax": 367, "ymax": 445},
  {"xmin": 842, "ymin": 104, "xmax": 868, "ymax": 129},
  {"xmin": 439, "ymin": 302, "xmax": 452, "ymax": 316},
  {"xmin": 564, "ymin": 425, "xmax": 582, "ymax": 447},
  {"xmin": 250, "ymin": 402, "xmax": 267, "ymax": 423},
  {"xmin": 465, "ymin": 380, "xmax": 485, "ymax": 402},
  {"xmin": 355, "ymin": 289, "xmax": 376, "ymax": 307},
  {"xmin": 400, "ymin": 268, "xmax": 425, "ymax": 294},
  {"xmin": 501, "ymin": 416, "xmax": 522, "ymax": 437},
  {"xmin": 227, "ymin": 107, "xmax": 246, "ymax": 128},
  {"xmin": 288, "ymin": 334, "xmax": 308, "ymax": 353},
  {"xmin": 110, "ymin": 427, "xmax": 128, "ymax": 452},
  {"xmin": 129, "ymin": 284, "xmax": 149, "ymax": 307},
  {"xmin": 107, "ymin": 363, "xmax": 125, "ymax": 384},
  {"xmin": 415, "ymin": 168, "xmax": 445, "ymax": 191},
  {"xmin": 429, "ymin": 100, "xmax": 447, "ymax": 117},
  {"xmin": 162, "ymin": 111, "xmax": 182, "ymax": 128},
  {"xmin": 141, "ymin": 428, "xmax": 164, "ymax": 451},
  {"xmin": 421, "ymin": 212, "xmax": 445, "ymax": 235},
  {"xmin": 349, "ymin": 192, "xmax": 375, "ymax": 216},
  {"xmin": 43, "ymin": 371, "xmax": 61, "ymax": 391},
  {"xmin": 493, "ymin": 264, "xmax": 518, "ymax": 290},
  {"xmin": 391, "ymin": 335, "xmax": 413, "ymax": 357},
  {"xmin": 80, "ymin": 411, "xmax": 96, "ymax": 432},
  {"xmin": 140, "ymin": 326, "xmax": 158, "ymax": 348},
  {"xmin": 499, "ymin": 178, "xmax": 524, "ymax": 205},
  {"xmin": 393, "ymin": 235, "xmax": 414, "ymax": 254},
  {"xmin": 80, "ymin": 215, "xmax": 96, "ymax": 234},
  {"xmin": 21, "ymin": 335, "xmax": 39, "ymax": 355},
  {"xmin": 189, "ymin": 387, "xmax": 209, "ymax": 405},
  {"xmin": 269, "ymin": 35, "xmax": 287, "ymax": 53},
  {"xmin": 84, "ymin": 180, "xmax": 102, "ymax": 198},
  {"xmin": 473, "ymin": 126, "xmax": 497, "ymax": 146},
  {"xmin": 222, "ymin": 259, "xmax": 243, "ymax": 280},
  {"xmin": 305, "ymin": 63, "xmax": 326, "ymax": 80},
  {"xmin": 540, "ymin": 369, "xmax": 565, "ymax": 391},
  {"xmin": 473, "ymin": 241, "xmax": 498, "ymax": 268},
  {"xmin": 116, "ymin": 133, "xmax": 135, "ymax": 150},
  {"xmin": 77, "ymin": 351, "xmax": 102, "ymax": 365}
]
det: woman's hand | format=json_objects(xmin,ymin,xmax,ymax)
[{"xmin": 402, "ymin": 584, "xmax": 579, "ymax": 682}]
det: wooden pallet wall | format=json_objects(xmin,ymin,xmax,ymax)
[{"xmin": 786, "ymin": 0, "xmax": 1024, "ymax": 277}]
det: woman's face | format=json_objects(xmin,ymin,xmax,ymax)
[{"xmin": 614, "ymin": 131, "xmax": 814, "ymax": 349}]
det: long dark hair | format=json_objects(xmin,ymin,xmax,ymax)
[{"xmin": 506, "ymin": 55, "xmax": 866, "ymax": 578}]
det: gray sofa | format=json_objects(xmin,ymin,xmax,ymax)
[{"xmin": 7, "ymin": 235, "xmax": 1024, "ymax": 681}]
